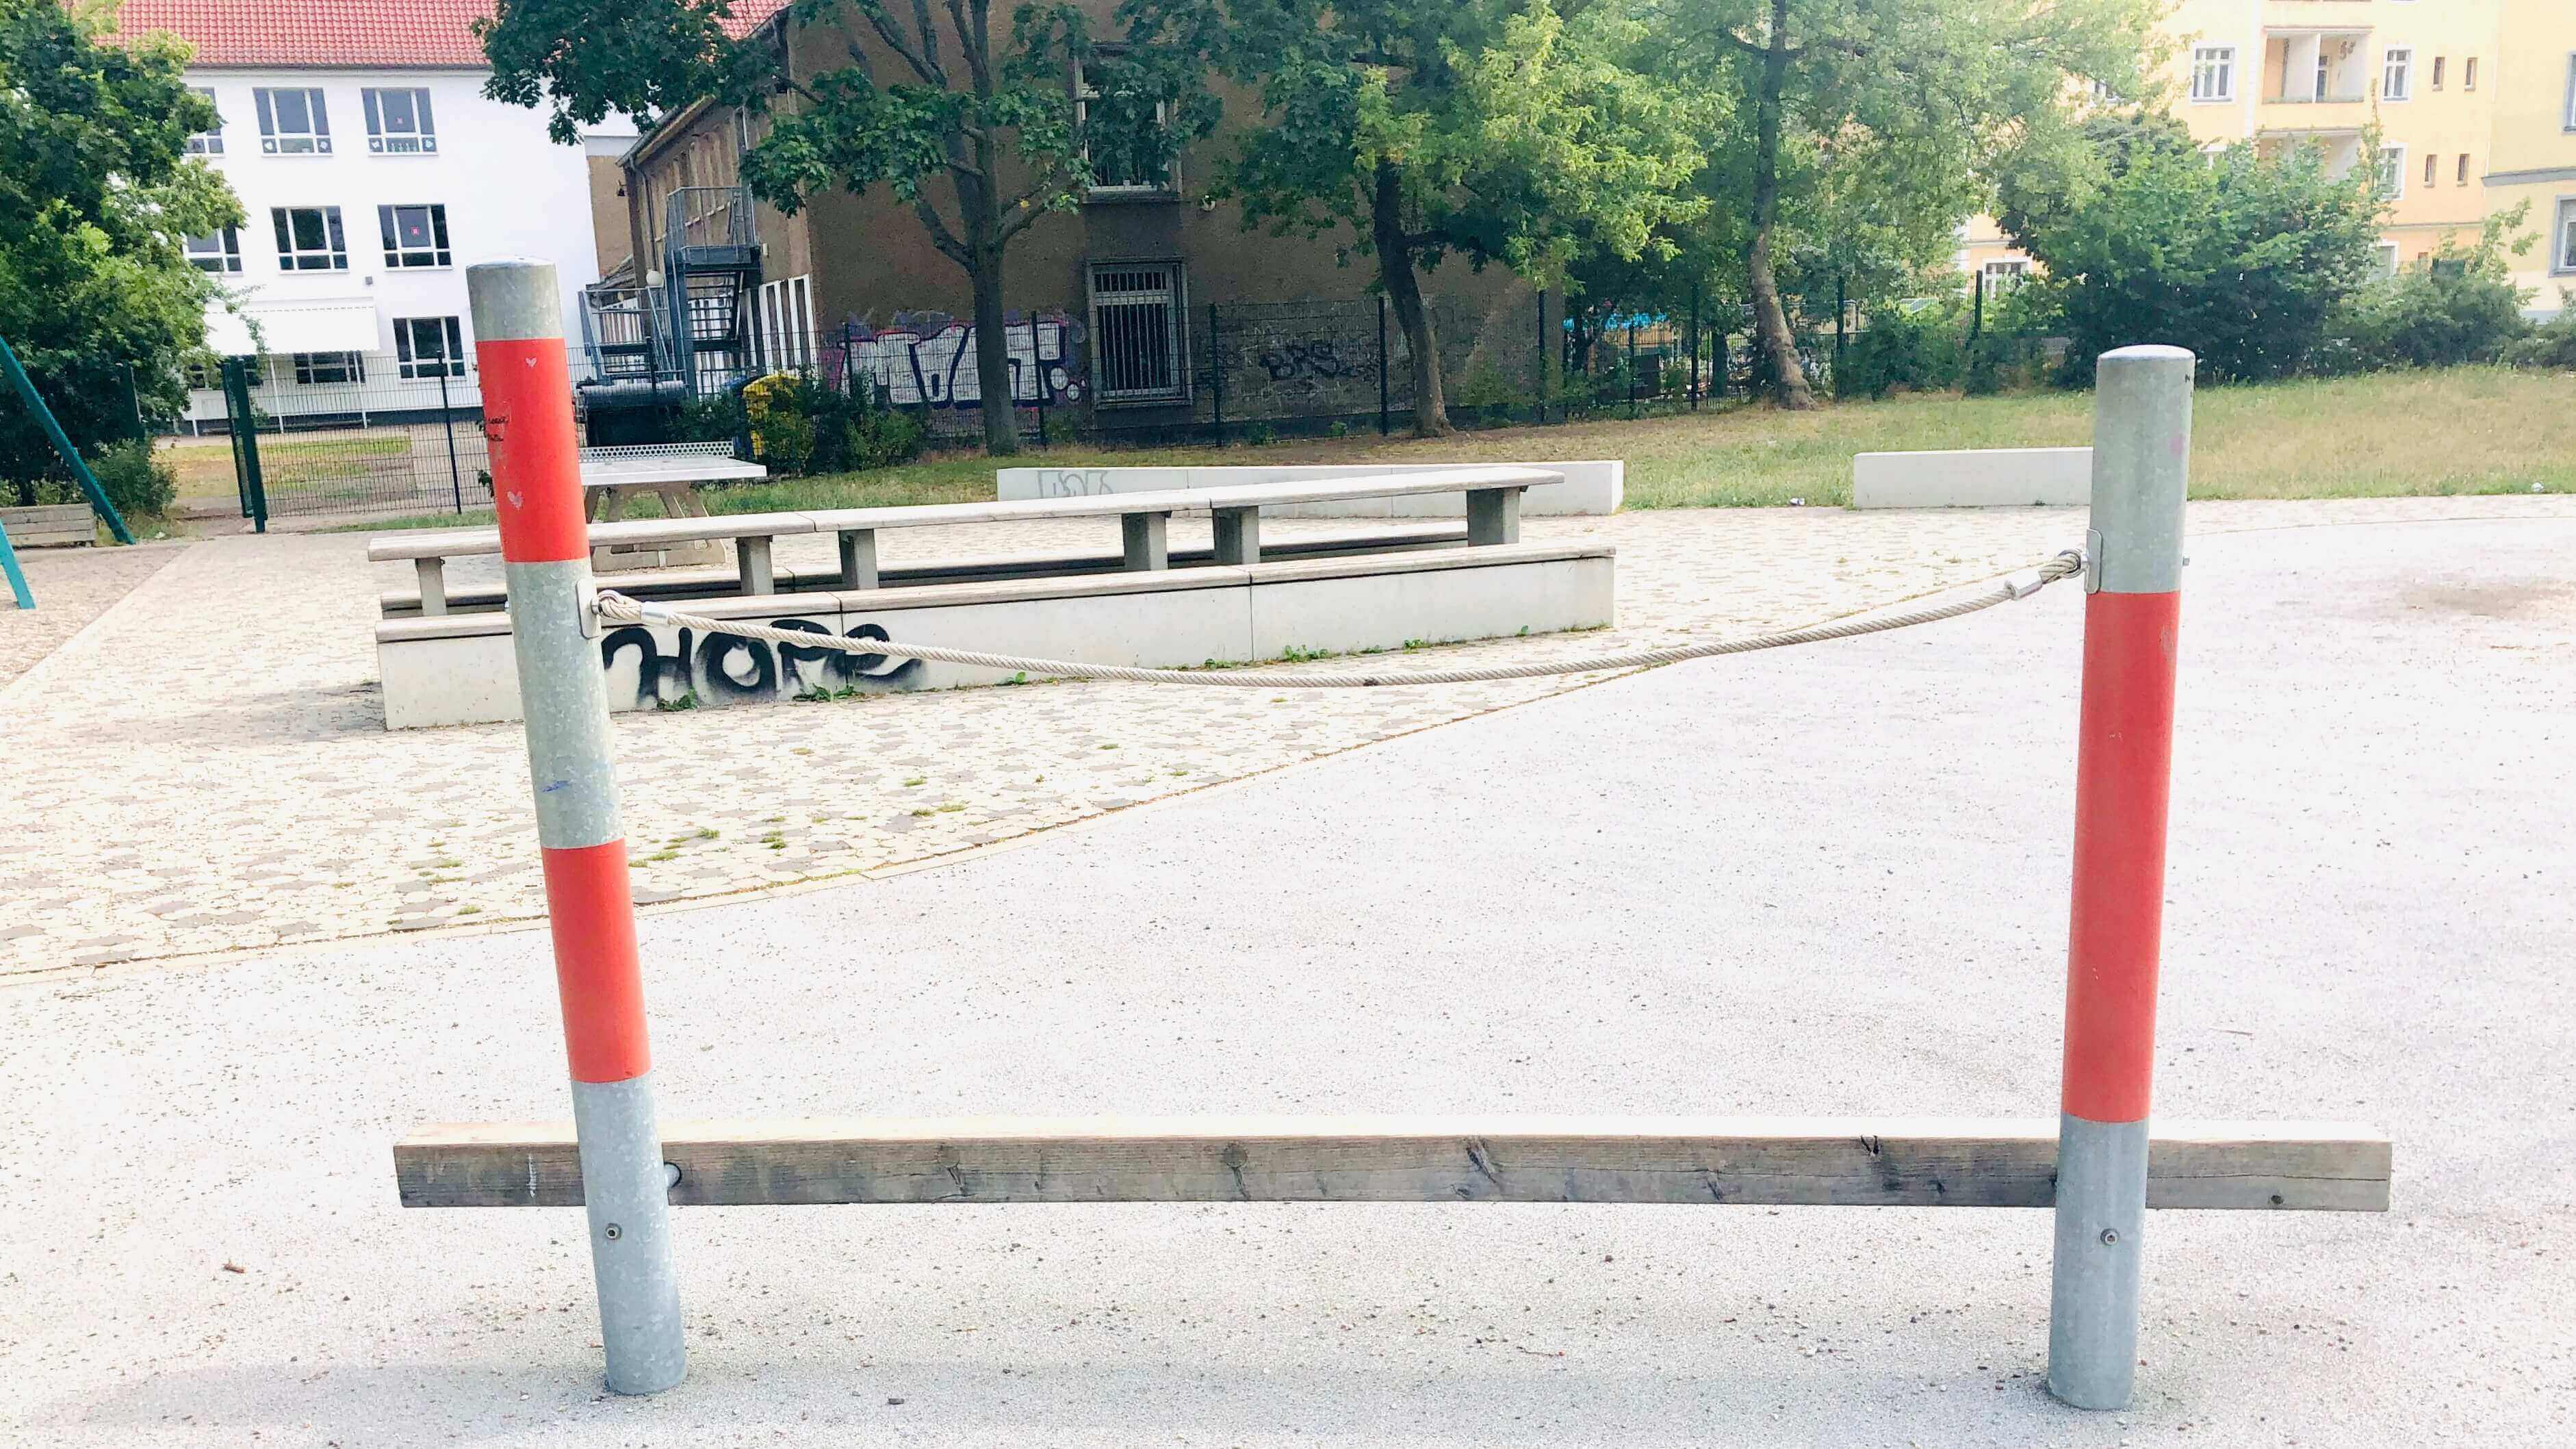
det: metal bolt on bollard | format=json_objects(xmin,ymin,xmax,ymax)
[
  {"xmin": 2048, "ymin": 343, "xmax": 2193, "ymax": 1411},
  {"xmin": 468, "ymin": 259, "xmax": 685, "ymax": 1396}
]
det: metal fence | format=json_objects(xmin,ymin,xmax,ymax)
[{"xmin": 187, "ymin": 350, "xmax": 609, "ymax": 521}]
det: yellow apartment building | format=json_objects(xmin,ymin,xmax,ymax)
[{"xmin": 1959, "ymin": 0, "xmax": 2576, "ymax": 317}]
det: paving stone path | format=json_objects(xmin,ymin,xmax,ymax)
[{"xmin": 4, "ymin": 493, "xmax": 2564, "ymax": 976}]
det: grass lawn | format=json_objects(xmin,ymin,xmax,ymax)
[
  {"xmin": 160, "ymin": 432, "xmax": 412, "ymax": 501},
  {"xmin": 349, "ymin": 365, "xmax": 2574, "ymax": 529}
]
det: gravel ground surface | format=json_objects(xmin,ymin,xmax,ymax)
[{"xmin": 2, "ymin": 508, "xmax": 2567, "ymax": 1446}]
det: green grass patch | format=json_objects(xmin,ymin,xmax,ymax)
[{"xmin": 341, "ymin": 366, "xmax": 2576, "ymax": 528}]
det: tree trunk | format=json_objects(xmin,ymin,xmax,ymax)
[
  {"xmin": 1745, "ymin": 0, "xmax": 1816, "ymax": 411},
  {"xmin": 967, "ymin": 247, "xmax": 1018, "ymax": 457},
  {"xmin": 1371, "ymin": 163, "xmax": 1450, "ymax": 438}
]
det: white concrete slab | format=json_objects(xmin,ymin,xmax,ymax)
[{"xmin": 1853, "ymin": 447, "xmax": 2093, "ymax": 509}]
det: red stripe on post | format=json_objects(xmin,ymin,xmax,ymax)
[
  {"xmin": 476, "ymin": 337, "xmax": 588, "ymax": 565},
  {"xmin": 539, "ymin": 841, "xmax": 652, "ymax": 1083},
  {"xmin": 2061, "ymin": 589, "xmax": 2181, "ymax": 1124}
]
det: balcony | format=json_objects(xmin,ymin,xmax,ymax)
[{"xmin": 2263, "ymin": 28, "xmax": 2373, "ymax": 122}]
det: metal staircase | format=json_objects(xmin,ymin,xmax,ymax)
[{"xmin": 574, "ymin": 185, "xmax": 761, "ymax": 416}]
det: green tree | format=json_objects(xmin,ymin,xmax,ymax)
[
  {"xmin": 0, "ymin": 0, "xmax": 237, "ymax": 502},
  {"xmin": 2009, "ymin": 138, "xmax": 2384, "ymax": 384},
  {"xmin": 1122, "ymin": 0, "xmax": 1706, "ymax": 435},
  {"xmin": 480, "ymin": 0, "xmax": 1200, "ymax": 457},
  {"xmin": 1645, "ymin": 0, "xmax": 2159, "ymax": 409}
]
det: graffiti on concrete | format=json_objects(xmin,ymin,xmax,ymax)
[
  {"xmin": 1031, "ymin": 468, "xmax": 1116, "ymax": 498},
  {"xmin": 601, "ymin": 619, "xmax": 923, "ymax": 708},
  {"xmin": 828, "ymin": 311, "xmax": 1082, "ymax": 411},
  {"xmin": 1256, "ymin": 339, "xmax": 1363, "ymax": 381}
]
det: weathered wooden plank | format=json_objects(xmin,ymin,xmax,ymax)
[{"xmin": 396, "ymin": 1116, "xmax": 2389, "ymax": 1213}]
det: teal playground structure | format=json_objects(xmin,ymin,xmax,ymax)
[{"xmin": 1, "ymin": 331, "xmax": 136, "ymax": 553}]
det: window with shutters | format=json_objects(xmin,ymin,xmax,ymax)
[{"xmin": 1085, "ymin": 261, "xmax": 1188, "ymax": 405}]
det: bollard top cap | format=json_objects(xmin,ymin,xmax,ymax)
[
  {"xmin": 2098, "ymin": 344, "xmax": 2195, "ymax": 366},
  {"xmin": 466, "ymin": 259, "xmax": 564, "ymax": 343}
]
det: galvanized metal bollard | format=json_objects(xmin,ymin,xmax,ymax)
[
  {"xmin": 2048, "ymin": 344, "xmax": 2193, "ymax": 1409},
  {"xmin": 469, "ymin": 260, "xmax": 686, "ymax": 1395}
]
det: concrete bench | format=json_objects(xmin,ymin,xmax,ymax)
[
  {"xmin": 369, "ymin": 465, "xmax": 1557, "ymax": 613},
  {"xmin": 1851, "ymin": 448, "xmax": 2091, "ymax": 509}
]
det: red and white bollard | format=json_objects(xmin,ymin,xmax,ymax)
[
  {"xmin": 2048, "ymin": 344, "xmax": 2193, "ymax": 1409},
  {"xmin": 469, "ymin": 260, "xmax": 686, "ymax": 1394}
]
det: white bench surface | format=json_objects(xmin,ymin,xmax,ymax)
[{"xmin": 368, "ymin": 465, "xmax": 1557, "ymax": 563}]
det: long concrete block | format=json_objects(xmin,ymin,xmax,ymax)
[
  {"xmin": 1851, "ymin": 447, "xmax": 2092, "ymax": 509},
  {"xmin": 999, "ymin": 461, "xmax": 1623, "ymax": 516},
  {"xmin": 374, "ymin": 546, "xmax": 1618, "ymax": 728}
]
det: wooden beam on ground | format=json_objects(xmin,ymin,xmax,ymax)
[{"xmin": 396, "ymin": 1117, "xmax": 2390, "ymax": 1213}]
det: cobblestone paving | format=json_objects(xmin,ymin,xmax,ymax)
[
  {"xmin": 4, "ymin": 493, "xmax": 2565, "ymax": 977},
  {"xmin": 0, "ymin": 539, "xmax": 190, "ymax": 685}
]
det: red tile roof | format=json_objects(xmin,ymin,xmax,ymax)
[{"xmin": 108, "ymin": 0, "xmax": 789, "ymax": 70}]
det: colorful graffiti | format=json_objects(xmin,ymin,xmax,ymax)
[{"xmin": 827, "ymin": 311, "xmax": 1082, "ymax": 411}]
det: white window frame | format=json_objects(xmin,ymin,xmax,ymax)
[
  {"xmin": 2554, "ymin": 197, "xmax": 2576, "ymax": 275},
  {"xmin": 2424, "ymin": 152, "xmax": 2437, "ymax": 189},
  {"xmin": 361, "ymin": 87, "xmax": 437, "ymax": 155},
  {"xmin": 378, "ymin": 203, "xmax": 452, "ymax": 268},
  {"xmin": 290, "ymin": 352, "xmax": 364, "ymax": 385},
  {"xmin": 2564, "ymin": 55, "xmax": 2576, "ymax": 131},
  {"xmin": 394, "ymin": 316, "xmax": 466, "ymax": 379},
  {"xmin": 185, "ymin": 226, "xmax": 242, "ymax": 274},
  {"xmin": 253, "ymin": 87, "xmax": 331, "ymax": 155},
  {"xmin": 2189, "ymin": 45, "xmax": 2235, "ymax": 103},
  {"xmin": 271, "ymin": 206, "xmax": 348, "ymax": 270},
  {"xmin": 2430, "ymin": 55, "xmax": 2444, "ymax": 91},
  {"xmin": 2463, "ymin": 57, "xmax": 2477, "ymax": 92},
  {"xmin": 2456, "ymin": 153, "xmax": 2469, "ymax": 186},
  {"xmin": 2375, "ymin": 144, "xmax": 2406, "ymax": 201},
  {"xmin": 2373, "ymin": 242, "xmax": 2400, "ymax": 279},
  {"xmin": 1074, "ymin": 55, "xmax": 1177, "ymax": 196},
  {"xmin": 186, "ymin": 88, "xmax": 223, "ymax": 155},
  {"xmin": 1085, "ymin": 259, "xmax": 1190, "ymax": 405},
  {"xmin": 788, "ymin": 277, "xmax": 813, "ymax": 368},
  {"xmin": 1981, "ymin": 258, "xmax": 2030, "ymax": 294},
  {"xmin": 2382, "ymin": 47, "xmax": 2412, "ymax": 103}
]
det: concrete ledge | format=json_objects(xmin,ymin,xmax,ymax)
[
  {"xmin": 376, "ymin": 542, "xmax": 1617, "ymax": 728},
  {"xmin": 1001, "ymin": 461, "xmax": 1623, "ymax": 517},
  {"xmin": 1851, "ymin": 448, "xmax": 2091, "ymax": 509}
]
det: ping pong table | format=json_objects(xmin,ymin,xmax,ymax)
[{"xmin": 580, "ymin": 441, "xmax": 767, "ymax": 573}]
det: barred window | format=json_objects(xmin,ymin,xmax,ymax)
[{"xmin": 1086, "ymin": 261, "xmax": 1187, "ymax": 404}]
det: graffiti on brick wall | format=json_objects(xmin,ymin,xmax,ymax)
[{"xmin": 827, "ymin": 311, "xmax": 1082, "ymax": 410}]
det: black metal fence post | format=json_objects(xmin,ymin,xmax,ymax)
[
  {"xmin": 1835, "ymin": 274, "xmax": 1849, "ymax": 393},
  {"xmin": 220, "ymin": 357, "xmax": 268, "ymax": 533},
  {"xmin": 1376, "ymin": 296, "xmax": 1391, "ymax": 437},
  {"xmin": 1533, "ymin": 290, "xmax": 1546, "ymax": 426},
  {"xmin": 436, "ymin": 368, "xmax": 466, "ymax": 514},
  {"xmin": 1626, "ymin": 319, "xmax": 1638, "ymax": 420},
  {"xmin": 1208, "ymin": 302, "xmax": 1224, "ymax": 447},
  {"xmin": 1689, "ymin": 284, "xmax": 1701, "ymax": 411}
]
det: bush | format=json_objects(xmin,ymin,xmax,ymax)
[
  {"xmin": 2328, "ymin": 209, "xmax": 2533, "ymax": 371},
  {"xmin": 1836, "ymin": 299, "xmax": 1966, "ymax": 399},
  {"xmin": 2507, "ymin": 294, "xmax": 2576, "ymax": 370},
  {"xmin": 2012, "ymin": 140, "xmax": 2383, "ymax": 385},
  {"xmin": 85, "ymin": 439, "xmax": 176, "ymax": 518},
  {"xmin": 736, "ymin": 372, "xmax": 923, "ymax": 477}
]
